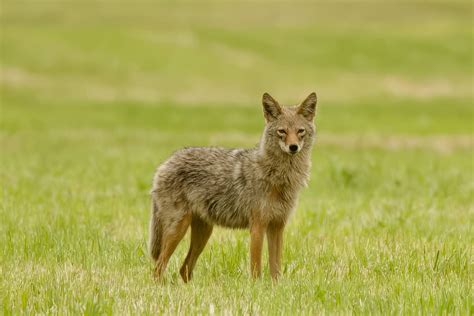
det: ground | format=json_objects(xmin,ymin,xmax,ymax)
[{"xmin": 1, "ymin": 0, "xmax": 472, "ymax": 314}]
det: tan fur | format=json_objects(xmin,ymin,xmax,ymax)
[
  {"xmin": 149, "ymin": 92, "xmax": 318, "ymax": 281},
  {"xmin": 267, "ymin": 222, "xmax": 284, "ymax": 278},
  {"xmin": 153, "ymin": 212, "xmax": 192, "ymax": 280},
  {"xmin": 179, "ymin": 216, "xmax": 213, "ymax": 282}
]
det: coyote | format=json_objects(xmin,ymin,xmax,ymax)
[{"xmin": 149, "ymin": 92, "xmax": 317, "ymax": 281}]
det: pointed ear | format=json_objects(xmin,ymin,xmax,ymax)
[
  {"xmin": 262, "ymin": 92, "xmax": 282, "ymax": 122},
  {"xmin": 298, "ymin": 92, "xmax": 317, "ymax": 121}
]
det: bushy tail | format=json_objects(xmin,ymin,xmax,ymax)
[{"xmin": 148, "ymin": 198, "xmax": 162, "ymax": 261}]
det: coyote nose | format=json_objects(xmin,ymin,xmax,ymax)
[{"xmin": 289, "ymin": 144, "xmax": 299, "ymax": 153}]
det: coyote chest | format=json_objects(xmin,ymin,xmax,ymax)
[{"xmin": 260, "ymin": 183, "xmax": 298, "ymax": 222}]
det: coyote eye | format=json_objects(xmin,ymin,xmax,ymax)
[
  {"xmin": 297, "ymin": 128, "xmax": 306, "ymax": 134},
  {"xmin": 277, "ymin": 129, "xmax": 287, "ymax": 135}
]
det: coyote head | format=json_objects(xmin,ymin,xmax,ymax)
[{"xmin": 261, "ymin": 92, "xmax": 317, "ymax": 156}]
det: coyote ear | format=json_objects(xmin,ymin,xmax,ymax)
[
  {"xmin": 262, "ymin": 93, "xmax": 282, "ymax": 122},
  {"xmin": 298, "ymin": 92, "xmax": 317, "ymax": 121}
]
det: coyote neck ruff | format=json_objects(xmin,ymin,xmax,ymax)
[
  {"xmin": 149, "ymin": 92, "xmax": 317, "ymax": 281},
  {"xmin": 258, "ymin": 126, "xmax": 313, "ymax": 189}
]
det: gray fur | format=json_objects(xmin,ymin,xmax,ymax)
[
  {"xmin": 149, "ymin": 201, "xmax": 162, "ymax": 260},
  {"xmin": 149, "ymin": 93, "xmax": 317, "ymax": 262}
]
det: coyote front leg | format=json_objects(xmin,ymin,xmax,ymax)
[
  {"xmin": 250, "ymin": 219, "xmax": 267, "ymax": 278},
  {"xmin": 267, "ymin": 222, "xmax": 284, "ymax": 280}
]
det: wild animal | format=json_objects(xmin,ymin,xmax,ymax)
[{"xmin": 149, "ymin": 92, "xmax": 318, "ymax": 281}]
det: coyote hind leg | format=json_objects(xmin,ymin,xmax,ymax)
[
  {"xmin": 180, "ymin": 216, "xmax": 213, "ymax": 282},
  {"xmin": 154, "ymin": 212, "xmax": 192, "ymax": 280}
]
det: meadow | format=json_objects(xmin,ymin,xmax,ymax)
[{"xmin": 1, "ymin": 1, "xmax": 473, "ymax": 314}]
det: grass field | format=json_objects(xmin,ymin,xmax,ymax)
[{"xmin": 1, "ymin": 1, "xmax": 473, "ymax": 314}]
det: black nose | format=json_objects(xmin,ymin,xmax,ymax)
[{"xmin": 289, "ymin": 144, "xmax": 299, "ymax": 153}]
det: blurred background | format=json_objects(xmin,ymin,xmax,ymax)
[
  {"xmin": 2, "ymin": 0, "xmax": 472, "ymax": 200},
  {"xmin": 2, "ymin": 1, "xmax": 472, "ymax": 134},
  {"xmin": 1, "ymin": 1, "xmax": 473, "ymax": 313}
]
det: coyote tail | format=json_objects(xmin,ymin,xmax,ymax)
[{"xmin": 148, "ymin": 197, "xmax": 162, "ymax": 261}]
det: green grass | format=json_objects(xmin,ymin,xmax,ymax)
[{"xmin": 1, "ymin": 1, "xmax": 473, "ymax": 314}]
